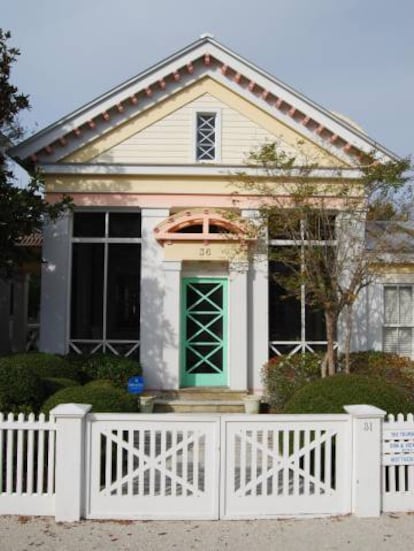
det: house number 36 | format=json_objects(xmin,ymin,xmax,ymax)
[{"xmin": 199, "ymin": 247, "xmax": 211, "ymax": 257}]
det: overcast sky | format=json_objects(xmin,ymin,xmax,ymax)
[{"xmin": 3, "ymin": 0, "xmax": 414, "ymax": 161}]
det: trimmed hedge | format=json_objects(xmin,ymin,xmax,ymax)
[
  {"xmin": 41, "ymin": 377, "xmax": 80, "ymax": 397},
  {"xmin": 0, "ymin": 353, "xmax": 81, "ymax": 381},
  {"xmin": 283, "ymin": 374, "xmax": 413, "ymax": 415},
  {"xmin": 0, "ymin": 364, "xmax": 45, "ymax": 413},
  {"xmin": 344, "ymin": 351, "xmax": 414, "ymax": 394},
  {"xmin": 69, "ymin": 354, "xmax": 142, "ymax": 388},
  {"xmin": 262, "ymin": 353, "xmax": 321, "ymax": 412},
  {"xmin": 42, "ymin": 381, "xmax": 138, "ymax": 413}
]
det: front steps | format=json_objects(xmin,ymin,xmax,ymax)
[{"xmin": 153, "ymin": 388, "xmax": 247, "ymax": 413}]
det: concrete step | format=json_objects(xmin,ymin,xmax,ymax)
[
  {"xmin": 157, "ymin": 388, "xmax": 247, "ymax": 402},
  {"xmin": 153, "ymin": 399, "xmax": 245, "ymax": 413}
]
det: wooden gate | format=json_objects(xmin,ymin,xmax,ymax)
[
  {"xmin": 221, "ymin": 415, "xmax": 352, "ymax": 519},
  {"xmin": 85, "ymin": 414, "xmax": 220, "ymax": 519},
  {"xmin": 85, "ymin": 414, "xmax": 352, "ymax": 520}
]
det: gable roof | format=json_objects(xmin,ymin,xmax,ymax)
[{"xmin": 9, "ymin": 34, "xmax": 398, "ymax": 166}]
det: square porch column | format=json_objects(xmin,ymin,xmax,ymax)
[
  {"xmin": 242, "ymin": 209, "xmax": 268, "ymax": 393},
  {"xmin": 229, "ymin": 261, "xmax": 249, "ymax": 390},
  {"xmin": 39, "ymin": 213, "xmax": 71, "ymax": 354},
  {"xmin": 140, "ymin": 208, "xmax": 170, "ymax": 389}
]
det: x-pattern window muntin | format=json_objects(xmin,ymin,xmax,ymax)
[{"xmin": 196, "ymin": 113, "xmax": 216, "ymax": 161}]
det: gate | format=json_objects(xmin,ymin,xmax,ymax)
[
  {"xmin": 86, "ymin": 413, "xmax": 352, "ymax": 520},
  {"xmin": 221, "ymin": 415, "xmax": 352, "ymax": 518},
  {"xmin": 85, "ymin": 414, "xmax": 220, "ymax": 519}
]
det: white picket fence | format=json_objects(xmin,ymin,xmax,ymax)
[
  {"xmin": 1, "ymin": 405, "xmax": 414, "ymax": 521},
  {"xmin": 0, "ymin": 412, "xmax": 56, "ymax": 515}
]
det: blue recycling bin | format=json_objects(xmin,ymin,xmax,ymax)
[{"xmin": 127, "ymin": 375, "xmax": 144, "ymax": 395}]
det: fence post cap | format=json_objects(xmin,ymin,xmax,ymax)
[
  {"xmin": 343, "ymin": 404, "xmax": 386, "ymax": 418},
  {"xmin": 50, "ymin": 403, "xmax": 92, "ymax": 418}
]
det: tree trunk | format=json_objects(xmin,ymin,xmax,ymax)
[
  {"xmin": 344, "ymin": 303, "xmax": 353, "ymax": 374},
  {"xmin": 325, "ymin": 310, "xmax": 337, "ymax": 376}
]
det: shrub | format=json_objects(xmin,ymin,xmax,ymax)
[
  {"xmin": 0, "ymin": 353, "xmax": 81, "ymax": 381},
  {"xmin": 262, "ymin": 353, "xmax": 321, "ymax": 412},
  {"xmin": 343, "ymin": 351, "xmax": 414, "ymax": 394},
  {"xmin": 42, "ymin": 381, "xmax": 138, "ymax": 413},
  {"xmin": 41, "ymin": 377, "xmax": 80, "ymax": 398},
  {"xmin": 284, "ymin": 374, "xmax": 413, "ymax": 415},
  {"xmin": 70, "ymin": 354, "xmax": 142, "ymax": 388},
  {"xmin": 0, "ymin": 364, "xmax": 45, "ymax": 413}
]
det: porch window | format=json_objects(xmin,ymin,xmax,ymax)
[
  {"xmin": 70, "ymin": 211, "xmax": 141, "ymax": 357},
  {"xmin": 268, "ymin": 213, "xmax": 335, "ymax": 357},
  {"xmin": 383, "ymin": 285, "xmax": 413, "ymax": 357},
  {"xmin": 195, "ymin": 112, "xmax": 219, "ymax": 161}
]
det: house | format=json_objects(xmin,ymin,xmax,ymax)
[
  {"xmin": 0, "ymin": 233, "xmax": 42, "ymax": 355},
  {"xmin": 9, "ymin": 35, "xmax": 411, "ymax": 392}
]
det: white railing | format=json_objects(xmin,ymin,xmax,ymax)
[
  {"xmin": 382, "ymin": 413, "xmax": 414, "ymax": 512},
  {"xmin": 0, "ymin": 412, "xmax": 56, "ymax": 516},
  {"xmin": 269, "ymin": 341, "xmax": 338, "ymax": 357}
]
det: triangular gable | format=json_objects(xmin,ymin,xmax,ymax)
[
  {"xmin": 74, "ymin": 81, "xmax": 347, "ymax": 167},
  {"xmin": 9, "ymin": 35, "xmax": 398, "ymax": 165}
]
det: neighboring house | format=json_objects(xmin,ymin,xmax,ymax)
[
  {"xmin": 0, "ymin": 233, "xmax": 42, "ymax": 355},
  {"xmin": 8, "ymin": 35, "xmax": 410, "ymax": 391}
]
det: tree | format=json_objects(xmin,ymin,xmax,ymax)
[
  {"xmin": 238, "ymin": 141, "xmax": 412, "ymax": 376},
  {"xmin": 0, "ymin": 29, "xmax": 71, "ymax": 276}
]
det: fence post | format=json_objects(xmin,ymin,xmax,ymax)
[
  {"xmin": 344, "ymin": 404, "xmax": 386, "ymax": 517},
  {"xmin": 51, "ymin": 403, "xmax": 92, "ymax": 522}
]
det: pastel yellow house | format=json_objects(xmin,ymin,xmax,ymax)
[{"xmin": 10, "ymin": 35, "xmax": 406, "ymax": 393}]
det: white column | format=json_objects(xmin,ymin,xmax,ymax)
[
  {"xmin": 344, "ymin": 404, "xmax": 386, "ymax": 517},
  {"xmin": 229, "ymin": 261, "xmax": 248, "ymax": 390},
  {"xmin": 39, "ymin": 213, "xmax": 71, "ymax": 354},
  {"xmin": 51, "ymin": 403, "xmax": 92, "ymax": 522},
  {"xmin": 242, "ymin": 209, "xmax": 268, "ymax": 393},
  {"xmin": 140, "ymin": 208, "xmax": 170, "ymax": 390},
  {"xmin": 162, "ymin": 260, "xmax": 182, "ymax": 389}
]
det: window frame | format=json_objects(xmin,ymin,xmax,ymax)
[
  {"xmin": 69, "ymin": 209, "xmax": 142, "ymax": 357},
  {"xmin": 193, "ymin": 109, "xmax": 222, "ymax": 163},
  {"xmin": 268, "ymin": 215, "xmax": 337, "ymax": 357},
  {"xmin": 383, "ymin": 284, "xmax": 414, "ymax": 358}
]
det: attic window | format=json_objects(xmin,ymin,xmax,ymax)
[{"xmin": 196, "ymin": 112, "xmax": 219, "ymax": 161}]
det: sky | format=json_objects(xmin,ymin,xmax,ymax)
[{"xmin": 3, "ymin": 0, "xmax": 414, "ymax": 166}]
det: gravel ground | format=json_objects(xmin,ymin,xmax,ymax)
[{"xmin": 0, "ymin": 514, "xmax": 412, "ymax": 551}]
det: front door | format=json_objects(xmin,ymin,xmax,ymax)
[{"xmin": 181, "ymin": 277, "xmax": 228, "ymax": 387}]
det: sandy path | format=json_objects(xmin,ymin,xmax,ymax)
[{"xmin": 0, "ymin": 514, "xmax": 412, "ymax": 550}]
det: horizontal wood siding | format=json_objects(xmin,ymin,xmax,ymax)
[{"xmin": 95, "ymin": 94, "xmax": 279, "ymax": 165}]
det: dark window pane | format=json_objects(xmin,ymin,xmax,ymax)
[
  {"xmin": 71, "ymin": 243, "xmax": 104, "ymax": 338},
  {"xmin": 268, "ymin": 261, "xmax": 301, "ymax": 341},
  {"xmin": 305, "ymin": 213, "xmax": 336, "ymax": 240},
  {"xmin": 176, "ymin": 224, "xmax": 203, "ymax": 233},
  {"xmin": 305, "ymin": 306, "xmax": 326, "ymax": 340},
  {"xmin": 109, "ymin": 213, "xmax": 141, "ymax": 238},
  {"xmin": 73, "ymin": 212, "xmax": 105, "ymax": 237},
  {"xmin": 106, "ymin": 244, "xmax": 140, "ymax": 339}
]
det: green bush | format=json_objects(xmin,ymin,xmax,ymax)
[
  {"xmin": 262, "ymin": 353, "xmax": 321, "ymax": 412},
  {"xmin": 284, "ymin": 374, "xmax": 413, "ymax": 415},
  {"xmin": 41, "ymin": 377, "xmax": 80, "ymax": 398},
  {"xmin": 343, "ymin": 351, "xmax": 414, "ymax": 394},
  {"xmin": 42, "ymin": 380, "xmax": 138, "ymax": 413},
  {"xmin": 0, "ymin": 364, "xmax": 45, "ymax": 413},
  {"xmin": 0, "ymin": 353, "xmax": 81, "ymax": 381},
  {"xmin": 70, "ymin": 354, "xmax": 142, "ymax": 388}
]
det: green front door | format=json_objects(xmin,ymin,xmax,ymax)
[{"xmin": 181, "ymin": 277, "xmax": 228, "ymax": 387}]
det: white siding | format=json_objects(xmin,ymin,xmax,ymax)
[{"xmin": 95, "ymin": 94, "xmax": 285, "ymax": 165}]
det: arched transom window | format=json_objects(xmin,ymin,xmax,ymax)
[{"xmin": 154, "ymin": 209, "xmax": 253, "ymax": 244}]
